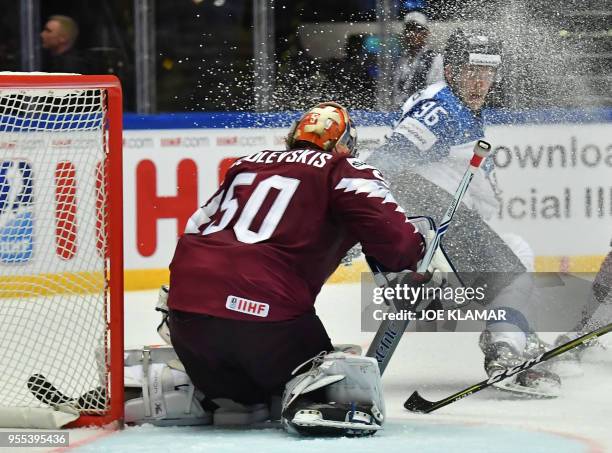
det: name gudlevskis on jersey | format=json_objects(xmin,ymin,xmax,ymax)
[
  {"xmin": 236, "ymin": 149, "xmax": 333, "ymax": 168},
  {"xmin": 168, "ymin": 148, "xmax": 424, "ymax": 322}
]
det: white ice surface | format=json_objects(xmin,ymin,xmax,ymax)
[{"xmin": 4, "ymin": 282, "xmax": 611, "ymax": 452}]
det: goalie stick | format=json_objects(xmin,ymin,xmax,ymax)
[
  {"xmin": 27, "ymin": 373, "xmax": 107, "ymax": 412},
  {"xmin": 366, "ymin": 140, "xmax": 492, "ymax": 374},
  {"xmin": 404, "ymin": 322, "xmax": 612, "ymax": 413}
]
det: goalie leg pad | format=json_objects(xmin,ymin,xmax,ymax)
[
  {"xmin": 281, "ymin": 352, "xmax": 385, "ymax": 437},
  {"xmin": 124, "ymin": 346, "xmax": 212, "ymax": 426}
]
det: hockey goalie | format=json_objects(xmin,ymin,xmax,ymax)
[{"xmin": 29, "ymin": 101, "xmax": 431, "ymax": 435}]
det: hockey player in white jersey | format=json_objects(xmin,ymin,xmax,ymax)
[{"xmin": 367, "ymin": 28, "xmax": 561, "ymax": 395}]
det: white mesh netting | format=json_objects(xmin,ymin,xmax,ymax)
[{"xmin": 0, "ymin": 86, "xmax": 111, "ymax": 416}]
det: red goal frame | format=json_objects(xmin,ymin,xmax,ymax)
[{"xmin": 0, "ymin": 74, "xmax": 124, "ymax": 427}]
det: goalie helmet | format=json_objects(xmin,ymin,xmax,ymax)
[
  {"xmin": 444, "ymin": 28, "xmax": 502, "ymax": 70},
  {"xmin": 287, "ymin": 101, "xmax": 358, "ymax": 157}
]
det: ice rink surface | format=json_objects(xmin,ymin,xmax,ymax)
[{"xmin": 4, "ymin": 282, "xmax": 611, "ymax": 452}]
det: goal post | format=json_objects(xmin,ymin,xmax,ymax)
[{"xmin": 0, "ymin": 74, "xmax": 124, "ymax": 428}]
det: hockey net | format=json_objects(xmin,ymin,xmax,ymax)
[{"xmin": 0, "ymin": 74, "xmax": 124, "ymax": 427}]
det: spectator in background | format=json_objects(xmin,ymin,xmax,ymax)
[
  {"xmin": 391, "ymin": 11, "xmax": 443, "ymax": 108},
  {"xmin": 331, "ymin": 33, "xmax": 378, "ymax": 109},
  {"xmin": 41, "ymin": 15, "xmax": 90, "ymax": 74}
]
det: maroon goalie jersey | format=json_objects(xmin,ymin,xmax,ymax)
[{"xmin": 168, "ymin": 148, "xmax": 425, "ymax": 321}]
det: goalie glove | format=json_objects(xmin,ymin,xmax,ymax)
[
  {"xmin": 366, "ymin": 217, "xmax": 457, "ymax": 312},
  {"xmin": 378, "ymin": 217, "xmax": 457, "ymax": 314},
  {"xmin": 408, "ymin": 216, "xmax": 455, "ymax": 280}
]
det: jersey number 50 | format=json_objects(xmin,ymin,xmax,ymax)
[{"xmin": 201, "ymin": 173, "xmax": 300, "ymax": 244}]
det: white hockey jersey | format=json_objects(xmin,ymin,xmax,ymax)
[{"xmin": 370, "ymin": 81, "xmax": 499, "ymax": 221}]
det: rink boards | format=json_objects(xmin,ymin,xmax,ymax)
[
  {"xmin": 119, "ymin": 110, "xmax": 611, "ymax": 290},
  {"xmin": 1, "ymin": 110, "xmax": 609, "ymax": 291}
]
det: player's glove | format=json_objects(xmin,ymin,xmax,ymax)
[{"xmin": 408, "ymin": 216, "xmax": 455, "ymax": 278}]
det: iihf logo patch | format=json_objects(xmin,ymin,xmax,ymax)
[
  {"xmin": 226, "ymin": 295, "xmax": 270, "ymax": 318},
  {"xmin": 0, "ymin": 160, "xmax": 34, "ymax": 263}
]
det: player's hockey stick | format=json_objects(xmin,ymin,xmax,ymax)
[
  {"xmin": 366, "ymin": 140, "xmax": 492, "ymax": 374},
  {"xmin": 27, "ymin": 373, "xmax": 106, "ymax": 411},
  {"xmin": 404, "ymin": 322, "xmax": 612, "ymax": 413}
]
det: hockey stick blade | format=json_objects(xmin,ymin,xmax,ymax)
[
  {"xmin": 404, "ymin": 322, "xmax": 612, "ymax": 414},
  {"xmin": 28, "ymin": 373, "xmax": 107, "ymax": 411},
  {"xmin": 404, "ymin": 391, "xmax": 436, "ymax": 413},
  {"xmin": 28, "ymin": 373, "xmax": 74, "ymax": 406}
]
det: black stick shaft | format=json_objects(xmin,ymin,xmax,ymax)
[{"xmin": 405, "ymin": 322, "xmax": 612, "ymax": 413}]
